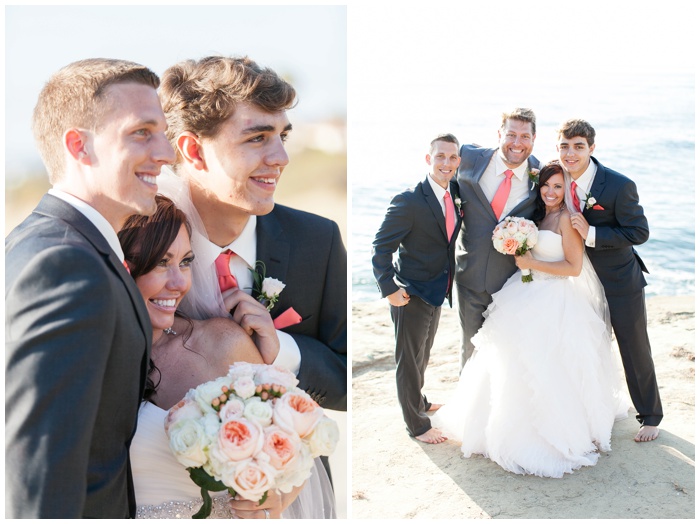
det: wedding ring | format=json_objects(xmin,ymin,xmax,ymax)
[{"xmin": 263, "ymin": 508, "xmax": 270, "ymax": 519}]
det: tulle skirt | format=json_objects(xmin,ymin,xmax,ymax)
[{"xmin": 434, "ymin": 270, "xmax": 629, "ymax": 478}]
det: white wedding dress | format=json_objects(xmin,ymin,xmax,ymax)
[
  {"xmin": 131, "ymin": 402, "xmax": 336, "ymax": 518},
  {"xmin": 434, "ymin": 230, "xmax": 629, "ymax": 478}
]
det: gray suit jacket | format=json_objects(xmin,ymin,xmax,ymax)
[
  {"xmin": 455, "ymin": 145, "xmax": 540, "ymax": 294},
  {"xmin": 372, "ymin": 177, "xmax": 463, "ymax": 308},
  {"xmin": 256, "ymin": 204, "xmax": 347, "ymax": 411},
  {"xmin": 5, "ymin": 194, "xmax": 151, "ymax": 518},
  {"xmin": 582, "ymin": 157, "xmax": 649, "ymax": 295}
]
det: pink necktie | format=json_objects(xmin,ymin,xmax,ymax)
[
  {"xmin": 443, "ymin": 190, "xmax": 455, "ymax": 241},
  {"xmin": 491, "ymin": 169, "xmax": 514, "ymax": 220},
  {"xmin": 571, "ymin": 181, "xmax": 581, "ymax": 211},
  {"xmin": 215, "ymin": 250, "xmax": 238, "ymax": 292}
]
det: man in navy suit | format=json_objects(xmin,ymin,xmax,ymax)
[
  {"xmin": 559, "ymin": 118, "xmax": 662, "ymax": 442},
  {"xmin": 454, "ymin": 108, "xmax": 541, "ymax": 368},
  {"xmin": 157, "ymin": 56, "xmax": 346, "ymax": 516},
  {"xmin": 5, "ymin": 58, "xmax": 175, "ymax": 517},
  {"xmin": 372, "ymin": 134, "xmax": 462, "ymax": 444}
]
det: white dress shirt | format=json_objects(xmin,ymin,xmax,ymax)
[
  {"xmin": 571, "ymin": 160, "xmax": 598, "ymax": 247},
  {"xmin": 198, "ymin": 216, "xmax": 301, "ymax": 374},
  {"xmin": 479, "ymin": 152, "xmax": 530, "ymax": 220},
  {"xmin": 48, "ymin": 188, "xmax": 125, "ymax": 262},
  {"xmin": 427, "ymin": 173, "xmax": 451, "ymax": 216}
]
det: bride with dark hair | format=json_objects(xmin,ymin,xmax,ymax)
[
  {"xmin": 434, "ymin": 162, "xmax": 629, "ymax": 478},
  {"xmin": 120, "ymin": 195, "xmax": 336, "ymax": 518}
]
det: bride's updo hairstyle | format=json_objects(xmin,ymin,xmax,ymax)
[
  {"xmin": 532, "ymin": 161, "xmax": 570, "ymax": 224},
  {"xmin": 158, "ymin": 56, "xmax": 297, "ymax": 167},
  {"xmin": 118, "ymin": 195, "xmax": 192, "ymax": 279}
]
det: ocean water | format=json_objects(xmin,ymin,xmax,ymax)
[{"xmin": 351, "ymin": 74, "xmax": 694, "ymax": 301}]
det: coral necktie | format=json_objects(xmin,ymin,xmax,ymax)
[
  {"xmin": 571, "ymin": 181, "xmax": 582, "ymax": 211},
  {"xmin": 491, "ymin": 169, "xmax": 514, "ymax": 220},
  {"xmin": 444, "ymin": 190, "xmax": 455, "ymax": 241},
  {"xmin": 215, "ymin": 250, "xmax": 238, "ymax": 292},
  {"xmin": 122, "ymin": 260, "xmax": 131, "ymax": 275}
]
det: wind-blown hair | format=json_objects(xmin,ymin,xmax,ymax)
[
  {"xmin": 532, "ymin": 161, "xmax": 577, "ymax": 224},
  {"xmin": 159, "ymin": 55, "xmax": 297, "ymax": 165},
  {"xmin": 32, "ymin": 58, "xmax": 160, "ymax": 183}
]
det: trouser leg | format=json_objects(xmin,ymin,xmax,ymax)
[{"xmin": 456, "ymin": 283, "xmax": 492, "ymax": 370}]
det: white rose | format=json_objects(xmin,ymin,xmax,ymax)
[
  {"xmin": 228, "ymin": 362, "xmax": 256, "ymax": 382},
  {"xmin": 168, "ymin": 418, "xmax": 208, "ymax": 468},
  {"xmin": 493, "ymin": 238, "xmax": 504, "ymax": 252},
  {"xmin": 254, "ymin": 365, "xmax": 299, "ymax": 390},
  {"xmin": 164, "ymin": 397, "xmax": 202, "ymax": 433},
  {"xmin": 200, "ymin": 412, "xmax": 222, "ymax": 442},
  {"xmin": 193, "ymin": 376, "xmax": 233, "ymax": 414},
  {"xmin": 243, "ymin": 397, "xmax": 274, "ymax": 427},
  {"xmin": 587, "ymin": 196, "xmax": 597, "ymax": 206},
  {"xmin": 526, "ymin": 230, "xmax": 538, "ymax": 249},
  {"xmin": 233, "ymin": 376, "xmax": 256, "ymax": 399},
  {"xmin": 218, "ymin": 458, "xmax": 278, "ymax": 501},
  {"xmin": 513, "ymin": 231, "xmax": 527, "ymax": 243},
  {"xmin": 262, "ymin": 277, "xmax": 285, "ymax": 297},
  {"xmin": 305, "ymin": 416, "xmax": 340, "ymax": 458},
  {"xmin": 219, "ymin": 396, "xmax": 246, "ymax": 422}
]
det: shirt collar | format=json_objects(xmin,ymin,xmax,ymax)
[
  {"xmin": 198, "ymin": 215, "xmax": 258, "ymax": 268},
  {"xmin": 495, "ymin": 153, "xmax": 528, "ymax": 180},
  {"xmin": 573, "ymin": 159, "xmax": 597, "ymax": 191},
  {"xmin": 427, "ymin": 173, "xmax": 450, "ymax": 201},
  {"xmin": 48, "ymin": 188, "xmax": 125, "ymax": 261}
]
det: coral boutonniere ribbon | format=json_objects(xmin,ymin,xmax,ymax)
[
  {"xmin": 273, "ymin": 307, "xmax": 303, "ymax": 329},
  {"xmin": 454, "ymin": 197, "xmax": 464, "ymax": 218}
]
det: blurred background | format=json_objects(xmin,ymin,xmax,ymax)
[{"xmin": 4, "ymin": 4, "xmax": 347, "ymax": 517}]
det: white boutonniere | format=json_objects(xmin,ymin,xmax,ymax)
[
  {"xmin": 528, "ymin": 168, "xmax": 540, "ymax": 190},
  {"xmin": 584, "ymin": 192, "xmax": 604, "ymax": 210},
  {"xmin": 453, "ymin": 196, "xmax": 464, "ymax": 217},
  {"xmin": 250, "ymin": 261, "xmax": 285, "ymax": 311}
]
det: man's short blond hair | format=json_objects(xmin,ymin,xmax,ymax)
[
  {"xmin": 500, "ymin": 108, "xmax": 537, "ymax": 135},
  {"xmin": 32, "ymin": 58, "xmax": 160, "ymax": 183},
  {"xmin": 159, "ymin": 56, "xmax": 297, "ymax": 165}
]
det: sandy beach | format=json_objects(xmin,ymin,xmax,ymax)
[{"xmin": 351, "ymin": 295, "xmax": 695, "ymax": 519}]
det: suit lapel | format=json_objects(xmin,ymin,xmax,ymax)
[
  {"xmin": 256, "ymin": 211, "xmax": 291, "ymax": 282},
  {"xmin": 583, "ymin": 157, "xmax": 606, "ymax": 218},
  {"xmin": 472, "ymin": 149, "xmax": 495, "ymax": 214},
  {"xmin": 422, "ymin": 177, "xmax": 449, "ymax": 241}
]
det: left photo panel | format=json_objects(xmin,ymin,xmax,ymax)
[{"xmin": 5, "ymin": 5, "xmax": 347, "ymax": 519}]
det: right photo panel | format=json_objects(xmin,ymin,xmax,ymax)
[{"xmin": 349, "ymin": 2, "xmax": 695, "ymax": 519}]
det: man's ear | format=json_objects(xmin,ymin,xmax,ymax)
[
  {"xmin": 177, "ymin": 132, "xmax": 206, "ymax": 170},
  {"xmin": 64, "ymin": 128, "xmax": 91, "ymax": 164}
]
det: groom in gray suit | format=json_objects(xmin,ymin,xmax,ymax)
[
  {"xmin": 560, "ymin": 118, "xmax": 662, "ymax": 442},
  {"xmin": 5, "ymin": 59, "xmax": 175, "ymax": 517},
  {"xmin": 372, "ymin": 134, "xmax": 462, "ymax": 444},
  {"xmin": 455, "ymin": 108, "xmax": 541, "ymax": 368}
]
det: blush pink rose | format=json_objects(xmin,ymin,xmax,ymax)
[
  {"xmin": 505, "ymin": 220, "xmax": 518, "ymax": 234},
  {"xmin": 223, "ymin": 458, "xmax": 277, "ymax": 502},
  {"xmin": 273, "ymin": 391, "xmax": 324, "ymax": 438},
  {"xmin": 217, "ymin": 418, "xmax": 263, "ymax": 461},
  {"xmin": 261, "ymin": 426, "xmax": 301, "ymax": 470},
  {"xmin": 164, "ymin": 397, "xmax": 202, "ymax": 433},
  {"xmin": 502, "ymin": 237, "xmax": 520, "ymax": 255}
]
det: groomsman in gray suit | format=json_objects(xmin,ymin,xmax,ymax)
[
  {"xmin": 454, "ymin": 108, "xmax": 541, "ymax": 368},
  {"xmin": 5, "ymin": 59, "xmax": 175, "ymax": 517},
  {"xmin": 560, "ymin": 118, "xmax": 662, "ymax": 442},
  {"xmin": 372, "ymin": 134, "xmax": 462, "ymax": 444}
]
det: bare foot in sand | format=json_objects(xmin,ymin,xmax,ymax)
[
  {"xmin": 634, "ymin": 425, "xmax": 659, "ymax": 442},
  {"xmin": 415, "ymin": 428, "xmax": 447, "ymax": 444},
  {"xmin": 427, "ymin": 403, "xmax": 443, "ymax": 412}
]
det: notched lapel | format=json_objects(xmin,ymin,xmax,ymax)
[
  {"xmin": 422, "ymin": 178, "xmax": 449, "ymax": 241},
  {"xmin": 256, "ymin": 213, "xmax": 290, "ymax": 283}
]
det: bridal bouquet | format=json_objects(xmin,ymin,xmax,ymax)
[
  {"xmin": 492, "ymin": 216, "xmax": 538, "ymax": 282},
  {"xmin": 165, "ymin": 363, "xmax": 339, "ymax": 518}
]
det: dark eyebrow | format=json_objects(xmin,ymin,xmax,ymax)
[{"xmin": 241, "ymin": 123, "xmax": 293, "ymax": 135}]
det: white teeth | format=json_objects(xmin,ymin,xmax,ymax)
[
  {"xmin": 255, "ymin": 178, "xmax": 276, "ymax": 184},
  {"xmin": 138, "ymin": 174, "xmax": 157, "ymax": 185},
  {"xmin": 153, "ymin": 299, "xmax": 176, "ymax": 307}
]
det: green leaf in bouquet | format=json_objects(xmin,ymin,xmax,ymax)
[{"xmin": 187, "ymin": 467, "xmax": 231, "ymax": 519}]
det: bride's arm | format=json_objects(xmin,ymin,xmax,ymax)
[
  {"xmin": 199, "ymin": 317, "xmax": 265, "ymax": 373},
  {"xmin": 515, "ymin": 212, "xmax": 583, "ymax": 277}
]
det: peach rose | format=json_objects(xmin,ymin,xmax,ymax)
[
  {"xmin": 502, "ymin": 237, "xmax": 520, "ymax": 255},
  {"xmin": 261, "ymin": 426, "xmax": 301, "ymax": 470},
  {"xmin": 273, "ymin": 391, "xmax": 324, "ymax": 438},
  {"xmin": 217, "ymin": 418, "xmax": 264, "ymax": 461}
]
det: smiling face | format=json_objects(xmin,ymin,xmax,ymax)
[
  {"xmin": 557, "ymin": 135, "xmax": 595, "ymax": 180},
  {"xmin": 540, "ymin": 172, "xmax": 566, "ymax": 210},
  {"xmin": 426, "ymin": 140, "xmax": 460, "ymax": 188},
  {"xmin": 498, "ymin": 118, "xmax": 535, "ymax": 168},
  {"xmin": 85, "ymin": 82, "xmax": 175, "ymax": 227},
  {"xmin": 134, "ymin": 224, "xmax": 193, "ymax": 334},
  {"xmin": 196, "ymin": 102, "xmax": 292, "ymax": 217}
]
